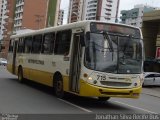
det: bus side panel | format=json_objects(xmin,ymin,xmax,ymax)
[
  {"xmin": 6, "ymin": 64, "xmax": 18, "ymax": 76},
  {"xmin": 23, "ymin": 67, "xmax": 53, "ymax": 87},
  {"xmin": 63, "ymin": 76, "xmax": 70, "ymax": 91},
  {"xmin": 23, "ymin": 67, "xmax": 30, "ymax": 80},
  {"xmin": 32, "ymin": 69, "xmax": 53, "ymax": 87},
  {"xmin": 7, "ymin": 64, "xmax": 12, "ymax": 74},
  {"xmin": 7, "ymin": 53, "xmax": 14, "ymax": 74}
]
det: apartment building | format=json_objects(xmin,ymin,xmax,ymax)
[
  {"xmin": 68, "ymin": 0, "xmax": 120, "ymax": 23},
  {"xmin": 15, "ymin": 0, "xmax": 48, "ymax": 31},
  {"xmin": 1, "ymin": 0, "xmax": 61, "ymax": 58},
  {"xmin": 1, "ymin": 0, "xmax": 15, "ymax": 58},
  {"xmin": 84, "ymin": 0, "xmax": 120, "ymax": 22},
  {"xmin": 68, "ymin": 0, "xmax": 83, "ymax": 23},
  {"xmin": 13, "ymin": 0, "xmax": 61, "ymax": 31},
  {"xmin": 120, "ymin": 4, "xmax": 158, "ymax": 27},
  {"xmin": 0, "ymin": 0, "xmax": 8, "ymax": 40},
  {"xmin": 58, "ymin": 9, "xmax": 64, "ymax": 25}
]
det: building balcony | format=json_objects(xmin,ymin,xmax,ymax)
[
  {"xmin": 3, "ymin": 23, "xmax": 9, "ymax": 28},
  {"xmin": 15, "ymin": 9, "xmax": 24, "ymax": 14},
  {"xmin": 2, "ymin": 31, "xmax": 8, "ymax": 36},
  {"xmin": 107, "ymin": 0, "xmax": 113, "ymax": 3},
  {"xmin": 16, "ymin": 2, "xmax": 24, "ymax": 7},
  {"xmin": 14, "ymin": 23, "xmax": 22, "ymax": 27},
  {"xmin": 87, "ymin": 5, "xmax": 97, "ymax": 9},
  {"xmin": 4, "ymin": 11, "xmax": 10, "ymax": 16},
  {"xmin": 4, "ymin": 18, "xmax": 9, "ymax": 23},
  {"xmin": 14, "ymin": 16, "xmax": 23, "ymax": 21},
  {"xmin": 73, "ymin": 0, "xmax": 78, "ymax": 3},
  {"xmin": 72, "ymin": 4, "xmax": 79, "ymax": 8}
]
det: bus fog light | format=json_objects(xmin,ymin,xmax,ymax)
[
  {"xmin": 134, "ymin": 80, "xmax": 141, "ymax": 87},
  {"xmin": 134, "ymin": 83, "xmax": 138, "ymax": 87},
  {"xmin": 93, "ymin": 80, "xmax": 97, "ymax": 84}
]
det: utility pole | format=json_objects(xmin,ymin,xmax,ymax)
[
  {"xmin": 45, "ymin": 0, "xmax": 49, "ymax": 27},
  {"xmin": 35, "ymin": 15, "xmax": 44, "ymax": 29},
  {"xmin": 0, "ymin": 41, "xmax": 2, "ymax": 53},
  {"xmin": 115, "ymin": 0, "xmax": 120, "ymax": 23}
]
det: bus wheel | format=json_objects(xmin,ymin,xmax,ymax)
[
  {"xmin": 18, "ymin": 67, "xmax": 24, "ymax": 83},
  {"xmin": 98, "ymin": 97, "xmax": 110, "ymax": 101},
  {"xmin": 54, "ymin": 75, "xmax": 64, "ymax": 98}
]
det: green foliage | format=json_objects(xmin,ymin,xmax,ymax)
[{"xmin": 47, "ymin": 0, "xmax": 58, "ymax": 27}]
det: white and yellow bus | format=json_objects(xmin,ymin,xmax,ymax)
[{"xmin": 7, "ymin": 21, "xmax": 144, "ymax": 101}]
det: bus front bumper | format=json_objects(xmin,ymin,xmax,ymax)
[{"xmin": 80, "ymin": 80, "xmax": 142, "ymax": 99}]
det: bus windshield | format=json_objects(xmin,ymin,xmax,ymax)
[{"xmin": 85, "ymin": 32, "xmax": 143, "ymax": 74}]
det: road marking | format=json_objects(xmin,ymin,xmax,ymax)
[
  {"xmin": 114, "ymin": 101, "xmax": 158, "ymax": 114},
  {"xmin": 58, "ymin": 98, "xmax": 92, "ymax": 113}
]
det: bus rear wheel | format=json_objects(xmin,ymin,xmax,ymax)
[
  {"xmin": 54, "ymin": 75, "xmax": 64, "ymax": 98},
  {"xmin": 18, "ymin": 67, "xmax": 24, "ymax": 83},
  {"xmin": 98, "ymin": 97, "xmax": 110, "ymax": 101}
]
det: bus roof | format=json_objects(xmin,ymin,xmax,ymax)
[{"xmin": 11, "ymin": 20, "xmax": 141, "ymax": 39}]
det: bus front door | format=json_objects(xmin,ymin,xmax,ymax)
[
  {"xmin": 70, "ymin": 34, "xmax": 82, "ymax": 93},
  {"xmin": 12, "ymin": 41, "xmax": 18, "ymax": 74}
]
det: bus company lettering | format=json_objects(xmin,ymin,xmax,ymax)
[{"xmin": 28, "ymin": 59, "xmax": 44, "ymax": 65}]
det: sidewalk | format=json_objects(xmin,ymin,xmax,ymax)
[{"xmin": 142, "ymin": 87, "xmax": 160, "ymax": 98}]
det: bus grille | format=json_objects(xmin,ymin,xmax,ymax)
[
  {"xmin": 100, "ymin": 81, "xmax": 131, "ymax": 87},
  {"xmin": 100, "ymin": 92, "xmax": 130, "ymax": 96}
]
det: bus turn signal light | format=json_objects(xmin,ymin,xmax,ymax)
[{"xmin": 83, "ymin": 73, "xmax": 88, "ymax": 78}]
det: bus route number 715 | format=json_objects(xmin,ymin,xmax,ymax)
[{"xmin": 97, "ymin": 75, "xmax": 107, "ymax": 81}]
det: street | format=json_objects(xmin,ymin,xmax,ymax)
[{"xmin": 0, "ymin": 66, "xmax": 160, "ymax": 117}]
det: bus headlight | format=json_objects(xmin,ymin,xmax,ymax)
[
  {"xmin": 134, "ymin": 80, "xmax": 141, "ymax": 87},
  {"xmin": 87, "ymin": 77, "xmax": 97, "ymax": 85},
  {"xmin": 88, "ymin": 77, "xmax": 93, "ymax": 81}
]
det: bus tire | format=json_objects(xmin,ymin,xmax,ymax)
[
  {"xmin": 18, "ymin": 67, "xmax": 24, "ymax": 83},
  {"xmin": 54, "ymin": 74, "xmax": 64, "ymax": 98},
  {"xmin": 98, "ymin": 97, "xmax": 110, "ymax": 101}
]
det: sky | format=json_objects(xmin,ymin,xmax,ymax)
[{"xmin": 60, "ymin": 0, "xmax": 160, "ymax": 24}]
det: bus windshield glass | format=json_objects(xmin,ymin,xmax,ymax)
[
  {"xmin": 90, "ymin": 22, "xmax": 141, "ymax": 38},
  {"xmin": 85, "ymin": 23, "xmax": 143, "ymax": 74}
]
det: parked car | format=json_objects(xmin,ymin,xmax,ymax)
[
  {"xmin": 143, "ymin": 72, "xmax": 160, "ymax": 86},
  {"xmin": 0, "ymin": 58, "xmax": 7, "ymax": 66}
]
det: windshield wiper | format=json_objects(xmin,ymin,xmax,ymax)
[{"xmin": 103, "ymin": 32, "xmax": 114, "ymax": 52}]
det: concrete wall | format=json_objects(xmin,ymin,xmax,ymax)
[
  {"xmin": 142, "ymin": 22, "xmax": 159, "ymax": 58},
  {"xmin": 142, "ymin": 10, "xmax": 160, "ymax": 72},
  {"xmin": 23, "ymin": 0, "xmax": 48, "ymax": 30}
]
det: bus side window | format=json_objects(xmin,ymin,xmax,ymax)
[
  {"xmin": 24, "ymin": 36, "xmax": 32, "ymax": 53},
  {"xmin": 42, "ymin": 33, "xmax": 55, "ymax": 54},
  {"xmin": 54, "ymin": 30, "xmax": 71, "ymax": 55},
  {"xmin": 32, "ymin": 35, "xmax": 42, "ymax": 54},
  {"xmin": 17, "ymin": 38, "xmax": 24, "ymax": 53}
]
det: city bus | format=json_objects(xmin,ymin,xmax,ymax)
[{"xmin": 7, "ymin": 21, "xmax": 144, "ymax": 101}]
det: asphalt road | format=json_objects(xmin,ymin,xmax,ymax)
[{"xmin": 0, "ymin": 66, "xmax": 160, "ymax": 119}]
